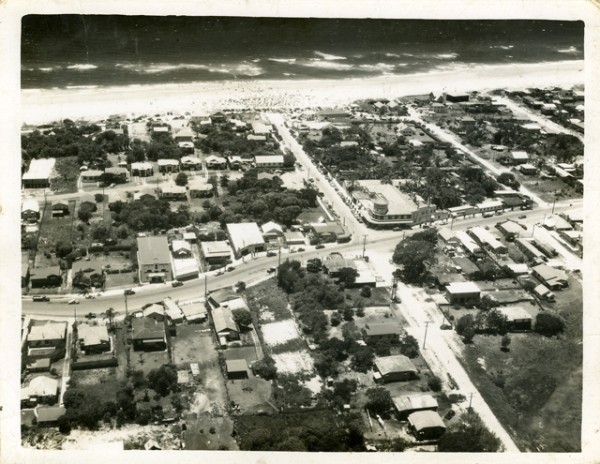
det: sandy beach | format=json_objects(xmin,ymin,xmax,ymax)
[{"xmin": 20, "ymin": 60, "xmax": 584, "ymax": 124}]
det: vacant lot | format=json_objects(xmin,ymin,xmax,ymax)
[
  {"xmin": 345, "ymin": 286, "xmax": 390, "ymax": 306},
  {"xmin": 183, "ymin": 413, "xmax": 238, "ymax": 450},
  {"xmin": 272, "ymin": 350, "xmax": 315, "ymax": 375},
  {"xmin": 261, "ymin": 319, "xmax": 300, "ymax": 346},
  {"xmin": 70, "ymin": 367, "xmax": 120, "ymax": 401},
  {"xmin": 130, "ymin": 349, "xmax": 170, "ymax": 375},
  {"xmin": 228, "ymin": 377, "xmax": 274, "ymax": 415},
  {"xmin": 245, "ymin": 281, "xmax": 291, "ymax": 322},
  {"xmin": 171, "ymin": 324, "xmax": 216, "ymax": 367},
  {"xmin": 224, "ymin": 346, "xmax": 258, "ymax": 364},
  {"xmin": 460, "ymin": 329, "xmax": 582, "ymax": 452}
]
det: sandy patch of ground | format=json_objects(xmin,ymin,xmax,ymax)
[
  {"xmin": 303, "ymin": 375, "xmax": 324, "ymax": 395},
  {"xmin": 261, "ymin": 319, "xmax": 300, "ymax": 346},
  {"xmin": 259, "ymin": 308, "xmax": 276, "ymax": 322},
  {"xmin": 272, "ymin": 350, "xmax": 315, "ymax": 375},
  {"xmin": 61, "ymin": 424, "xmax": 175, "ymax": 450}
]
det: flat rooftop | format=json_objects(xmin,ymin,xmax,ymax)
[{"xmin": 355, "ymin": 180, "xmax": 418, "ymax": 216}]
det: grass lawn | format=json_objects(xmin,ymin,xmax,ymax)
[
  {"xmin": 130, "ymin": 349, "xmax": 170, "ymax": 375},
  {"xmin": 50, "ymin": 157, "xmax": 80, "ymax": 193},
  {"xmin": 345, "ymin": 286, "xmax": 390, "ymax": 306},
  {"xmin": 183, "ymin": 413, "xmax": 238, "ymax": 450},
  {"xmin": 227, "ymin": 377, "xmax": 274, "ymax": 415},
  {"xmin": 460, "ymin": 329, "xmax": 582, "ymax": 452},
  {"xmin": 170, "ymin": 324, "xmax": 217, "ymax": 368},
  {"xmin": 245, "ymin": 280, "xmax": 291, "ymax": 322},
  {"xmin": 70, "ymin": 367, "xmax": 120, "ymax": 401},
  {"xmin": 35, "ymin": 199, "xmax": 77, "ymax": 266}
]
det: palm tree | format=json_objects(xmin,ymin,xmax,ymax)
[{"xmin": 105, "ymin": 307, "xmax": 117, "ymax": 332}]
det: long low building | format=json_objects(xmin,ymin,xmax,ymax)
[
  {"xmin": 22, "ymin": 158, "xmax": 56, "ymax": 188},
  {"xmin": 468, "ymin": 227, "xmax": 507, "ymax": 254},
  {"xmin": 373, "ymin": 355, "xmax": 418, "ymax": 383},
  {"xmin": 393, "ymin": 393, "xmax": 439, "ymax": 420},
  {"xmin": 353, "ymin": 180, "xmax": 436, "ymax": 229},
  {"xmin": 226, "ymin": 223, "xmax": 266, "ymax": 258},
  {"xmin": 408, "ymin": 410, "xmax": 446, "ymax": 441}
]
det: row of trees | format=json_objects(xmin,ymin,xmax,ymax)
[{"xmin": 109, "ymin": 197, "xmax": 191, "ymax": 231}]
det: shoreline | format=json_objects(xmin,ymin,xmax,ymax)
[{"xmin": 20, "ymin": 60, "xmax": 584, "ymax": 124}]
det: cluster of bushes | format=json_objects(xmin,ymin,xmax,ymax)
[
  {"xmin": 109, "ymin": 197, "xmax": 191, "ymax": 231},
  {"xmin": 392, "ymin": 228, "xmax": 438, "ymax": 284}
]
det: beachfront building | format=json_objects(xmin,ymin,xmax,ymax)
[
  {"xmin": 508, "ymin": 151, "xmax": 530, "ymax": 165},
  {"xmin": 157, "ymin": 159, "xmax": 180, "ymax": 173},
  {"xmin": 200, "ymin": 241, "xmax": 232, "ymax": 267},
  {"xmin": 352, "ymin": 180, "xmax": 436, "ymax": 229},
  {"xmin": 22, "ymin": 158, "xmax": 56, "ymax": 189},
  {"xmin": 137, "ymin": 236, "xmax": 173, "ymax": 283},
  {"xmin": 160, "ymin": 184, "xmax": 187, "ymax": 201},
  {"xmin": 180, "ymin": 155, "xmax": 202, "ymax": 170},
  {"xmin": 226, "ymin": 223, "xmax": 266, "ymax": 258},
  {"xmin": 131, "ymin": 162, "xmax": 154, "ymax": 177},
  {"xmin": 373, "ymin": 355, "xmax": 419, "ymax": 383},
  {"xmin": 467, "ymin": 227, "xmax": 507, "ymax": 254},
  {"xmin": 408, "ymin": 411, "xmax": 447, "ymax": 441},
  {"xmin": 21, "ymin": 198, "xmax": 40, "ymax": 222},
  {"xmin": 255, "ymin": 155, "xmax": 284, "ymax": 169},
  {"xmin": 188, "ymin": 177, "xmax": 213, "ymax": 198},
  {"xmin": 445, "ymin": 281, "xmax": 481, "ymax": 305},
  {"xmin": 205, "ymin": 155, "xmax": 228, "ymax": 169}
]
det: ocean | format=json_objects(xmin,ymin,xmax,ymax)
[{"xmin": 21, "ymin": 17, "xmax": 584, "ymax": 90}]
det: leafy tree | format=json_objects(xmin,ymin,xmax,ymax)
[
  {"xmin": 91, "ymin": 224, "xmax": 111, "ymax": 241},
  {"xmin": 437, "ymin": 411, "xmax": 502, "ymax": 452},
  {"xmin": 428, "ymin": 375, "xmax": 443, "ymax": 392},
  {"xmin": 365, "ymin": 387, "xmax": 394, "ymax": 417},
  {"xmin": 342, "ymin": 306, "xmax": 355, "ymax": 321},
  {"xmin": 94, "ymin": 193, "xmax": 104, "ymax": 203},
  {"xmin": 232, "ymin": 308, "xmax": 252, "ymax": 327},
  {"xmin": 462, "ymin": 326, "xmax": 476, "ymax": 344},
  {"xmin": 485, "ymin": 309, "xmax": 509, "ymax": 335},
  {"xmin": 253, "ymin": 355, "xmax": 277, "ymax": 380},
  {"xmin": 534, "ymin": 312, "xmax": 565, "ymax": 337},
  {"xmin": 392, "ymin": 239, "xmax": 436, "ymax": 284},
  {"xmin": 147, "ymin": 364, "xmax": 178, "ymax": 396},
  {"xmin": 55, "ymin": 240, "xmax": 73, "ymax": 258},
  {"xmin": 78, "ymin": 204, "xmax": 94, "ymax": 222},
  {"xmin": 399, "ymin": 334, "xmax": 420, "ymax": 359},
  {"xmin": 360, "ymin": 286, "xmax": 372, "ymax": 298},
  {"xmin": 501, "ymin": 334, "xmax": 511, "ymax": 352},
  {"xmin": 330, "ymin": 312, "xmax": 342, "ymax": 327},
  {"xmin": 175, "ymin": 172, "xmax": 188, "ymax": 186},
  {"xmin": 332, "ymin": 379, "xmax": 358, "ymax": 403},
  {"xmin": 351, "ymin": 346, "xmax": 374, "ymax": 373},
  {"xmin": 456, "ymin": 314, "xmax": 475, "ymax": 337}
]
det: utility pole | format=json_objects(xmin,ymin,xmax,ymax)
[
  {"xmin": 423, "ymin": 321, "xmax": 429, "ymax": 349},
  {"xmin": 124, "ymin": 291, "xmax": 129, "ymax": 319},
  {"xmin": 551, "ymin": 192, "xmax": 557, "ymax": 215},
  {"xmin": 362, "ymin": 235, "xmax": 367, "ymax": 258},
  {"xmin": 204, "ymin": 273, "xmax": 208, "ymax": 298},
  {"xmin": 468, "ymin": 392, "xmax": 474, "ymax": 412}
]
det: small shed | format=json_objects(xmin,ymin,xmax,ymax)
[
  {"xmin": 226, "ymin": 359, "xmax": 249, "ymax": 379},
  {"xmin": 408, "ymin": 410, "xmax": 446, "ymax": 441}
]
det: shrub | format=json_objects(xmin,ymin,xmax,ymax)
[
  {"xmin": 330, "ymin": 312, "xmax": 342, "ymax": 327},
  {"xmin": 534, "ymin": 312, "xmax": 565, "ymax": 337},
  {"xmin": 360, "ymin": 286, "xmax": 372, "ymax": 298},
  {"xmin": 428, "ymin": 375, "xmax": 443, "ymax": 392}
]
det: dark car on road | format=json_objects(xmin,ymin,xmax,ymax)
[
  {"xmin": 444, "ymin": 409, "xmax": 456, "ymax": 421},
  {"xmin": 32, "ymin": 296, "xmax": 50, "ymax": 302},
  {"xmin": 124, "ymin": 289, "xmax": 135, "ymax": 296},
  {"xmin": 267, "ymin": 267, "xmax": 277, "ymax": 274},
  {"xmin": 266, "ymin": 251, "xmax": 277, "ymax": 257},
  {"xmin": 226, "ymin": 266, "xmax": 235, "ymax": 272},
  {"xmin": 315, "ymin": 244, "xmax": 325, "ymax": 249},
  {"xmin": 171, "ymin": 281, "xmax": 184, "ymax": 287}
]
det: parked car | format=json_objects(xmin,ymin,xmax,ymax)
[
  {"xmin": 440, "ymin": 324, "xmax": 453, "ymax": 330},
  {"xmin": 32, "ymin": 296, "xmax": 49, "ymax": 302},
  {"xmin": 518, "ymin": 214, "xmax": 527, "ymax": 219},
  {"xmin": 124, "ymin": 289, "xmax": 135, "ymax": 296},
  {"xmin": 85, "ymin": 312, "xmax": 97, "ymax": 319},
  {"xmin": 226, "ymin": 266, "xmax": 235, "ymax": 272},
  {"xmin": 84, "ymin": 294, "xmax": 95, "ymax": 299},
  {"xmin": 266, "ymin": 251, "xmax": 277, "ymax": 257},
  {"xmin": 315, "ymin": 244, "xmax": 325, "ymax": 249},
  {"xmin": 444, "ymin": 409, "xmax": 456, "ymax": 421},
  {"xmin": 68, "ymin": 299, "xmax": 79, "ymax": 305},
  {"xmin": 267, "ymin": 267, "xmax": 277, "ymax": 274},
  {"xmin": 171, "ymin": 280, "xmax": 184, "ymax": 288},
  {"xmin": 215, "ymin": 269, "xmax": 225, "ymax": 276},
  {"xmin": 297, "ymin": 247, "xmax": 305, "ymax": 252}
]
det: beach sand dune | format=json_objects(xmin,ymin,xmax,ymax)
[{"xmin": 21, "ymin": 60, "xmax": 583, "ymax": 124}]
